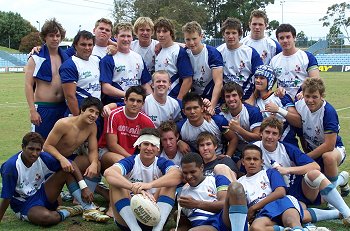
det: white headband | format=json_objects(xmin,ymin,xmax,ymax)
[{"xmin": 133, "ymin": 134, "xmax": 160, "ymax": 149}]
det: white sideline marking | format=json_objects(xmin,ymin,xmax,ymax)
[{"xmin": 336, "ymin": 106, "xmax": 350, "ymax": 112}]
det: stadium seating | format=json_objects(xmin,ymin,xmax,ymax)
[
  {"xmin": 306, "ymin": 39, "xmax": 328, "ymax": 54},
  {"xmin": 315, "ymin": 53, "xmax": 350, "ymax": 65},
  {"xmin": 0, "ymin": 51, "xmax": 27, "ymax": 67}
]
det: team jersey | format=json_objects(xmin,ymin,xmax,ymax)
[
  {"xmin": 237, "ymin": 169, "xmax": 285, "ymax": 207},
  {"xmin": 159, "ymin": 150, "xmax": 183, "ymax": 167},
  {"xmin": 295, "ymin": 99, "xmax": 344, "ymax": 150},
  {"xmin": 177, "ymin": 115, "xmax": 229, "ymax": 154},
  {"xmin": 155, "ymin": 44, "xmax": 194, "ymax": 98},
  {"xmin": 131, "ymin": 39, "xmax": 158, "ymax": 74},
  {"xmin": 143, "ymin": 94, "xmax": 182, "ymax": 128},
  {"xmin": 270, "ymin": 49, "xmax": 318, "ymax": 99},
  {"xmin": 99, "ymin": 50, "xmax": 151, "ymax": 103},
  {"xmin": 253, "ymin": 140, "xmax": 314, "ymax": 187},
  {"xmin": 181, "ymin": 175, "xmax": 230, "ymax": 227},
  {"xmin": 98, "ymin": 106, "xmax": 155, "ymax": 154},
  {"xmin": 216, "ymin": 43, "xmax": 263, "ymax": 99},
  {"xmin": 220, "ymin": 103, "xmax": 263, "ymax": 146},
  {"xmin": 59, "ymin": 55, "xmax": 101, "ymax": 106},
  {"xmin": 240, "ymin": 36, "xmax": 282, "ymax": 65},
  {"xmin": 92, "ymin": 45, "xmax": 107, "ymax": 58},
  {"xmin": 114, "ymin": 154, "xmax": 176, "ymax": 194},
  {"xmin": 255, "ymin": 93, "xmax": 297, "ymax": 145},
  {"xmin": 186, "ymin": 45, "xmax": 223, "ymax": 100},
  {"xmin": 0, "ymin": 151, "xmax": 61, "ymax": 213}
]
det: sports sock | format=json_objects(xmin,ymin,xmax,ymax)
[
  {"xmin": 328, "ymin": 175, "xmax": 338, "ymax": 187},
  {"xmin": 152, "ymin": 195, "xmax": 175, "ymax": 231},
  {"xmin": 115, "ymin": 198, "xmax": 142, "ymax": 231},
  {"xmin": 307, "ymin": 208, "xmax": 340, "ymax": 222},
  {"xmin": 57, "ymin": 209, "xmax": 70, "ymax": 221},
  {"xmin": 67, "ymin": 182, "xmax": 94, "ymax": 210},
  {"xmin": 320, "ymin": 184, "xmax": 350, "ymax": 217},
  {"xmin": 273, "ymin": 225, "xmax": 284, "ymax": 231},
  {"xmin": 291, "ymin": 226, "xmax": 303, "ymax": 231},
  {"xmin": 84, "ymin": 176, "xmax": 100, "ymax": 193},
  {"xmin": 229, "ymin": 205, "xmax": 248, "ymax": 231}
]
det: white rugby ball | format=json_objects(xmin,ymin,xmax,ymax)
[{"xmin": 130, "ymin": 194, "xmax": 161, "ymax": 226}]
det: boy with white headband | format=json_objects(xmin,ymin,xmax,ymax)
[{"xmin": 104, "ymin": 128, "xmax": 182, "ymax": 231}]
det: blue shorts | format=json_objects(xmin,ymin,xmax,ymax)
[
  {"xmin": 257, "ymin": 195, "xmax": 304, "ymax": 225},
  {"xmin": 32, "ymin": 102, "xmax": 67, "ymax": 139},
  {"xmin": 288, "ymin": 176, "xmax": 322, "ymax": 206},
  {"xmin": 13, "ymin": 185, "xmax": 58, "ymax": 221},
  {"xmin": 204, "ymin": 211, "xmax": 238, "ymax": 231}
]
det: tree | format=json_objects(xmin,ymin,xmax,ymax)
[
  {"xmin": 296, "ymin": 31, "xmax": 308, "ymax": 47},
  {"xmin": 19, "ymin": 32, "xmax": 41, "ymax": 53},
  {"xmin": 319, "ymin": 2, "xmax": 350, "ymax": 43},
  {"xmin": 0, "ymin": 11, "xmax": 36, "ymax": 49},
  {"xmin": 112, "ymin": 0, "xmax": 135, "ymax": 24},
  {"xmin": 266, "ymin": 19, "xmax": 279, "ymax": 37}
]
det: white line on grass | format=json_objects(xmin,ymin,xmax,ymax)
[
  {"xmin": 0, "ymin": 102, "xmax": 26, "ymax": 107},
  {"xmin": 336, "ymin": 106, "xmax": 350, "ymax": 112}
]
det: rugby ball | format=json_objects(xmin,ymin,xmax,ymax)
[{"xmin": 130, "ymin": 194, "xmax": 161, "ymax": 226}]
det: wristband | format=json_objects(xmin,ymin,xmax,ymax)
[
  {"xmin": 78, "ymin": 180, "xmax": 88, "ymax": 190},
  {"xmin": 277, "ymin": 107, "xmax": 288, "ymax": 117}
]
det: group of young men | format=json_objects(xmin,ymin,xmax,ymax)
[{"xmin": 0, "ymin": 8, "xmax": 349, "ymax": 231}]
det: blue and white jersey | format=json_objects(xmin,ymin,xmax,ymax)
[
  {"xmin": 100, "ymin": 50, "xmax": 151, "ymax": 102},
  {"xmin": 143, "ymin": 94, "xmax": 182, "ymax": 128},
  {"xmin": 155, "ymin": 44, "xmax": 194, "ymax": 98},
  {"xmin": 253, "ymin": 140, "xmax": 314, "ymax": 187},
  {"xmin": 92, "ymin": 45, "xmax": 108, "ymax": 59},
  {"xmin": 237, "ymin": 169, "xmax": 285, "ymax": 207},
  {"xmin": 216, "ymin": 44, "xmax": 263, "ymax": 99},
  {"xmin": 241, "ymin": 36, "xmax": 282, "ymax": 65},
  {"xmin": 295, "ymin": 99, "xmax": 344, "ymax": 150},
  {"xmin": 186, "ymin": 45, "xmax": 223, "ymax": 100},
  {"xmin": 220, "ymin": 103, "xmax": 263, "ymax": 144},
  {"xmin": 159, "ymin": 150, "xmax": 183, "ymax": 167},
  {"xmin": 114, "ymin": 154, "xmax": 176, "ymax": 194},
  {"xmin": 255, "ymin": 93, "xmax": 297, "ymax": 145},
  {"xmin": 177, "ymin": 115, "xmax": 229, "ymax": 154},
  {"xmin": 59, "ymin": 55, "xmax": 101, "ymax": 104},
  {"xmin": 131, "ymin": 39, "xmax": 159, "ymax": 74},
  {"xmin": 270, "ymin": 49, "xmax": 318, "ymax": 99},
  {"xmin": 181, "ymin": 175, "xmax": 230, "ymax": 227},
  {"xmin": 0, "ymin": 151, "xmax": 61, "ymax": 213}
]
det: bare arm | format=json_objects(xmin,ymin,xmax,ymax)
[
  {"xmin": 248, "ymin": 187, "xmax": 285, "ymax": 223},
  {"xmin": 62, "ymin": 83, "xmax": 79, "ymax": 116},
  {"xmin": 307, "ymin": 133, "xmax": 337, "ymax": 159},
  {"xmin": 104, "ymin": 165, "xmax": 134, "ymax": 190},
  {"xmin": 106, "ymin": 133, "xmax": 132, "ymax": 157},
  {"xmin": 43, "ymin": 120, "xmax": 73, "ymax": 172},
  {"xmin": 209, "ymin": 68, "xmax": 223, "ymax": 110},
  {"xmin": 227, "ymin": 120, "xmax": 261, "ymax": 142},
  {"xmin": 142, "ymin": 83, "xmax": 153, "ymax": 95},
  {"xmin": 262, "ymin": 102, "xmax": 302, "ymax": 128},
  {"xmin": 177, "ymin": 77, "xmax": 193, "ymax": 100},
  {"xmin": 102, "ymin": 82, "xmax": 125, "ymax": 98},
  {"xmin": 24, "ymin": 58, "xmax": 41, "ymax": 125},
  {"xmin": 223, "ymin": 130, "xmax": 238, "ymax": 157},
  {"xmin": 179, "ymin": 190, "xmax": 226, "ymax": 213},
  {"xmin": 84, "ymin": 125, "xmax": 100, "ymax": 178},
  {"xmin": 308, "ymin": 68, "xmax": 320, "ymax": 78},
  {"xmin": 0, "ymin": 198, "xmax": 10, "ymax": 222},
  {"xmin": 276, "ymin": 162, "xmax": 320, "ymax": 176}
]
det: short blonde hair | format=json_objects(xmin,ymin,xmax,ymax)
[
  {"xmin": 152, "ymin": 70, "xmax": 170, "ymax": 83},
  {"xmin": 302, "ymin": 77, "xmax": 325, "ymax": 97},
  {"xmin": 182, "ymin": 21, "xmax": 202, "ymax": 35},
  {"xmin": 114, "ymin": 22, "xmax": 133, "ymax": 35},
  {"xmin": 133, "ymin": 17, "xmax": 154, "ymax": 35}
]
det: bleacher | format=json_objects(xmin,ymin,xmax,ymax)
[
  {"xmin": 0, "ymin": 51, "xmax": 27, "ymax": 67},
  {"xmin": 315, "ymin": 53, "xmax": 350, "ymax": 65}
]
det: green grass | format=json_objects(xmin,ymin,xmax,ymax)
[
  {"xmin": 0, "ymin": 46, "xmax": 21, "ymax": 53},
  {"xmin": 0, "ymin": 72, "xmax": 349, "ymax": 230}
]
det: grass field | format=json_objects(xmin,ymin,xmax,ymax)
[{"xmin": 0, "ymin": 72, "xmax": 349, "ymax": 230}]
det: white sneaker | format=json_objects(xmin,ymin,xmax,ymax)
[
  {"xmin": 339, "ymin": 171, "xmax": 350, "ymax": 197},
  {"xmin": 343, "ymin": 215, "xmax": 350, "ymax": 226},
  {"xmin": 304, "ymin": 225, "xmax": 331, "ymax": 231}
]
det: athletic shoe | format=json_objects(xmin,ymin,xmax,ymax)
[
  {"xmin": 304, "ymin": 224, "xmax": 331, "ymax": 231},
  {"xmin": 57, "ymin": 205, "xmax": 84, "ymax": 217},
  {"xmin": 339, "ymin": 171, "xmax": 350, "ymax": 197},
  {"xmin": 60, "ymin": 191, "xmax": 73, "ymax": 202},
  {"xmin": 82, "ymin": 209, "xmax": 110, "ymax": 223},
  {"xmin": 343, "ymin": 216, "xmax": 350, "ymax": 226}
]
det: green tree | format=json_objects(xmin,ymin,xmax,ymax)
[
  {"xmin": 19, "ymin": 32, "xmax": 41, "ymax": 53},
  {"xmin": 266, "ymin": 19, "xmax": 280, "ymax": 37},
  {"xmin": 0, "ymin": 11, "xmax": 36, "ymax": 49},
  {"xmin": 112, "ymin": 0, "xmax": 135, "ymax": 24},
  {"xmin": 319, "ymin": 2, "xmax": 350, "ymax": 43},
  {"xmin": 296, "ymin": 30, "xmax": 308, "ymax": 47}
]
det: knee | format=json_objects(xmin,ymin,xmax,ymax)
[
  {"xmin": 213, "ymin": 164, "xmax": 228, "ymax": 175},
  {"xmin": 228, "ymin": 182, "xmax": 245, "ymax": 199},
  {"xmin": 322, "ymin": 152, "xmax": 337, "ymax": 164},
  {"xmin": 304, "ymin": 170, "xmax": 326, "ymax": 189},
  {"xmin": 29, "ymin": 210, "xmax": 59, "ymax": 226},
  {"xmin": 250, "ymin": 223, "xmax": 263, "ymax": 231}
]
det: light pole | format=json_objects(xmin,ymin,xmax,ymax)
[
  {"xmin": 36, "ymin": 21, "xmax": 40, "ymax": 31},
  {"xmin": 280, "ymin": 0, "xmax": 286, "ymax": 24},
  {"xmin": 79, "ymin": 25, "xmax": 81, "ymax": 32}
]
